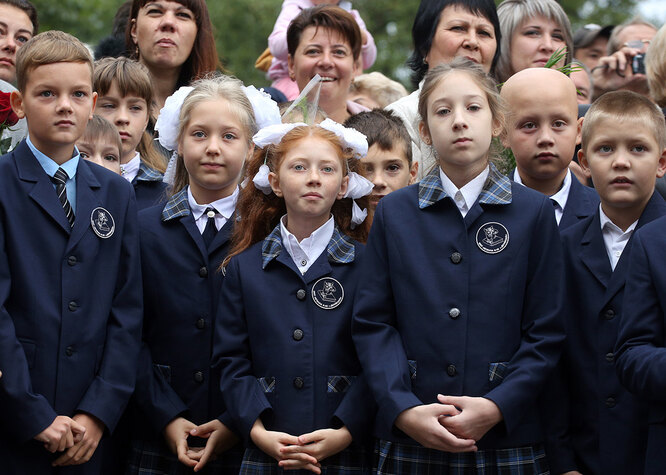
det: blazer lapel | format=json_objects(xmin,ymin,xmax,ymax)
[
  {"xmin": 579, "ymin": 213, "xmax": 612, "ymax": 288},
  {"xmin": 66, "ymin": 162, "xmax": 102, "ymax": 250},
  {"xmin": 14, "ymin": 142, "xmax": 71, "ymax": 234},
  {"xmin": 208, "ymin": 214, "xmax": 234, "ymax": 255},
  {"xmin": 180, "ymin": 214, "xmax": 208, "ymax": 258}
]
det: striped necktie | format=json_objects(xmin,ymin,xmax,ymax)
[{"xmin": 51, "ymin": 167, "xmax": 75, "ymax": 227}]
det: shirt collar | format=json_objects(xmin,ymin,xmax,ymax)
[
  {"xmin": 439, "ymin": 166, "xmax": 489, "ymax": 214},
  {"xmin": 27, "ymin": 135, "xmax": 79, "ymax": 179},
  {"xmin": 419, "ymin": 162, "xmax": 512, "ymax": 209},
  {"xmin": 513, "ymin": 168, "xmax": 571, "ymax": 211},
  {"xmin": 188, "ymin": 186, "xmax": 239, "ymax": 222},
  {"xmin": 120, "ymin": 152, "xmax": 141, "ymax": 182},
  {"xmin": 280, "ymin": 214, "xmax": 334, "ymax": 264},
  {"xmin": 161, "ymin": 187, "xmax": 190, "ymax": 221},
  {"xmin": 599, "ymin": 204, "xmax": 638, "ymax": 236}
]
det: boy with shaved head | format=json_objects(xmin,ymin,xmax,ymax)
[{"xmin": 501, "ymin": 67, "xmax": 598, "ymax": 229}]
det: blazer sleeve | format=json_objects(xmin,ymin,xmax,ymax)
[
  {"xmin": 75, "ymin": 187, "xmax": 143, "ymax": 432},
  {"xmin": 331, "ymin": 369, "xmax": 375, "ymax": 444},
  {"xmin": 0, "ymin": 214, "xmax": 58, "ymax": 441},
  {"xmin": 483, "ymin": 198, "xmax": 566, "ymax": 434},
  {"xmin": 352, "ymin": 202, "xmax": 422, "ymax": 434},
  {"xmin": 616, "ymin": 230, "xmax": 666, "ymax": 400},
  {"xmin": 213, "ymin": 257, "xmax": 272, "ymax": 444}
]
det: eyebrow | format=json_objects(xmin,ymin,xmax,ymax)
[{"xmin": 0, "ymin": 21, "xmax": 33, "ymax": 35}]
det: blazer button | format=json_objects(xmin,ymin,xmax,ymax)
[
  {"xmin": 68, "ymin": 301, "xmax": 78, "ymax": 312},
  {"xmin": 67, "ymin": 255, "xmax": 77, "ymax": 266},
  {"xmin": 450, "ymin": 252, "xmax": 462, "ymax": 264},
  {"xmin": 296, "ymin": 289, "xmax": 306, "ymax": 301},
  {"xmin": 194, "ymin": 371, "xmax": 204, "ymax": 383},
  {"xmin": 605, "ymin": 352, "xmax": 615, "ymax": 363},
  {"xmin": 604, "ymin": 308, "xmax": 615, "ymax": 320},
  {"xmin": 293, "ymin": 377, "xmax": 304, "ymax": 389},
  {"xmin": 199, "ymin": 266, "xmax": 208, "ymax": 278},
  {"xmin": 605, "ymin": 397, "xmax": 616, "ymax": 408},
  {"xmin": 65, "ymin": 346, "xmax": 73, "ymax": 357},
  {"xmin": 449, "ymin": 308, "xmax": 460, "ymax": 319},
  {"xmin": 196, "ymin": 318, "xmax": 206, "ymax": 330},
  {"xmin": 446, "ymin": 364, "xmax": 457, "ymax": 377},
  {"xmin": 293, "ymin": 329, "xmax": 304, "ymax": 341}
]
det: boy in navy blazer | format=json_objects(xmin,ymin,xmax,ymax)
[
  {"xmin": 547, "ymin": 91, "xmax": 666, "ymax": 474},
  {"xmin": 501, "ymin": 67, "xmax": 598, "ymax": 230},
  {"xmin": 0, "ymin": 31, "xmax": 142, "ymax": 474}
]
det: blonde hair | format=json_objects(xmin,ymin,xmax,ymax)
[
  {"xmin": 170, "ymin": 75, "xmax": 258, "ymax": 195},
  {"xmin": 647, "ymin": 24, "xmax": 666, "ymax": 107},
  {"xmin": 581, "ymin": 91, "xmax": 666, "ymax": 152},
  {"xmin": 93, "ymin": 57, "xmax": 166, "ymax": 174},
  {"xmin": 349, "ymin": 72, "xmax": 409, "ymax": 109},
  {"xmin": 81, "ymin": 115, "xmax": 123, "ymax": 158},
  {"xmin": 496, "ymin": 0, "xmax": 574, "ymax": 82},
  {"xmin": 15, "ymin": 30, "xmax": 93, "ymax": 92}
]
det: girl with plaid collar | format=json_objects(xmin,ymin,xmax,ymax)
[
  {"xmin": 352, "ymin": 57, "xmax": 565, "ymax": 473},
  {"xmin": 211, "ymin": 121, "xmax": 374, "ymax": 474},
  {"xmin": 125, "ymin": 76, "xmax": 276, "ymax": 474}
]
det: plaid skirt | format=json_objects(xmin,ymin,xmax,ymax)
[
  {"xmin": 240, "ymin": 445, "xmax": 372, "ymax": 475},
  {"xmin": 125, "ymin": 436, "xmax": 243, "ymax": 475},
  {"xmin": 375, "ymin": 440, "xmax": 549, "ymax": 475}
]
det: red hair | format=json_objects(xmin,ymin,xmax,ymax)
[{"xmin": 224, "ymin": 126, "xmax": 368, "ymax": 267}]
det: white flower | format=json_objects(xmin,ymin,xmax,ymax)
[{"xmin": 155, "ymin": 86, "xmax": 194, "ymax": 151}]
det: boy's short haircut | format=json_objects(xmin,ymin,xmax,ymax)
[
  {"xmin": 344, "ymin": 109, "xmax": 413, "ymax": 164},
  {"xmin": 349, "ymin": 72, "xmax": 409, "ymax": 109},
  {"xmin": 82, "ymin": 115, "xmax": 123, "ymax": 156},
  {"xmin": 93, "ymin": 56, "xmax": 152, "ymax": 105},
  {"xmin": 15, "ymin": 30, "xmax": 93, "ymax": 93},
  {"xmin": 582, "ymin": 90, "xmax": 666, "ymax": 151}
]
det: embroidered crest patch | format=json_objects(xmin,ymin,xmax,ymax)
[
  {"xmin": 311, "ymin": 277, "xmax": 344, "ymax": 310},
  {"xmin": 476, "ymin": 222, "xmax": 509, "ymax": 254},
  {"xmin": 90, "ymin": 207, "xmax": 115, "ymax": 239}
]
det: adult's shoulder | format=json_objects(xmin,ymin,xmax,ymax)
[{"xmin": 385, "ymin": 88, "xmax": 420, "ymax": 119}]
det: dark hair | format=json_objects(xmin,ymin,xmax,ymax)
[
  {"xmin": 287, "ymin": 5, "xmax": 362, "ymax": 61},
  {"xmin": 343, "ymin": 109, "xmax": 412, "ymax": 164},
  {"xmin": 126, "ymin": 0, "xmax": 221, "ymax": 88},
  {"xmin": 407, "ymin": 0, "xmax": 501, "ymax": 88},
  {"xmin": 0, "ymin": 0, "xmax": 38, "ymax": 33}
]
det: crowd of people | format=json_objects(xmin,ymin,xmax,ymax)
[{"xmin": 1, "ymin": 0, "xmax": 666, "ymax": 474}]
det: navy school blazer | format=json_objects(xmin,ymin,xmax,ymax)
[
  {"xmin": 558, "ymin": 171, "xmax": 599, "ymax": 230},
  {"xmin": 213, "ymin": 224, "xmax": 374, "ymax": 446},
  {"xmin": 616, "ymin": 215, "xmax": 666, "ymax": 475},
  {"xmin": 0, "ymin": 141, "xmax": 143, "ymax": 472},
  {"xmin": 545, "ymin": 192, "xmax": 666, "ymax": 474},
  {"xmin": 352, "ymin": 164, "xmax": 565, "ymax": 449},
  {"xmin": 131, "ymin": 162, "xmax": 168, "ymax": 211},
  {"xmin": 130, "ymin": 188, "xmax": 235, "ymax": 437}
]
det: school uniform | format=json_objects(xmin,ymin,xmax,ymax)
[
  {"xmin": 615, "ymin": 214, "xmax": 666, "ymax": 475},
  {"xmin": 213, "ymin": 220, "xmax": 373, "ymax": 474},
  {"xmin": 125, "ymin": 186, "xmax": 242, "ymax": 474},
  {"xmin": 545, "ymin": 192, "xmax": 666, "ymax": 475},
  {"xmin": 512, "ymin": 168, "xmax": 599, "ymax": 229},
  {"xmin": 0, "ymin": 140, "xmax": 143, "ymax": 474},
  {"xmin": 352, "ymin": 163, "xmax": 564, "ymax": 473},
  {"xmin": 121, "ymin": 152, "xmax": 168, "ymax": 210}
]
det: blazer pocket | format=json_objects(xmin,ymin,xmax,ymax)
[
  {"xmin": 327, "ymin": 375, "xmax": 357, "ymax": 393},
  {"xmin": 19, "ymin": 339, "xmax": 36, "ymax": 369},
  {"xmin": 488, "ymin": 361, "xmax": 509, "ymax": 387},
  {"xmin": 408, "ymin": 359, "xmax": 417, "ymax": 381},
  {"xmin": 257, "ymin": 376, "xmax": 276, "ymax": 393},
  {"xmin": 153, "ymin": 363, "xmax": 172, "ymax": 384}
]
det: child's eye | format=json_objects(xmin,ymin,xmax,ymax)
[
  {"xmin": 130, "ymin": 105, "xmax": 144, "ymax": 112},
  {"xmin": 223, "ymin": 133, "xmax": 236, "ymax": 140},
  {"xmin": 79, "ymin": 151, "xmax": 89, "ymax": 159},
  {"xmin": 387, "ymin": 164, "xmax": 402, "ymax": 172},
  {"xmin": 73, "ymin": 91, "xmax": 87, "ymax": 98},
  {"xmin": 192, "ymin": 131, "xmax": 206, "ymax": 138},
  {"xmin": 468, "ymin": 104, "xmax": 481, "ymax": 112},
  {"xmin": 552, "ymin": 120, "xmax": 567, "ymax": 128},
  {"xmin": 436, "ymin": 108, "xmax": 450, "ymax": 116},
  {"xmin": 520, "ymin": 122, "xmax": 537, "ymax": 130},
  {"xmin": 99, "ymin": 103, "xmax": 115, "ymax": 109},
  {"xmin": 293, "ymin": 164, "xmax": 305, "ymax": 171},
  {"xmin": 40, "ymin": 90, "xmax": 53, "ymax": 98},
  {"xmin": 597, "ymin": 145, "xmax": 613, "ymax": 153},
  {"xmin": 631, "ymin": 145, "xmax": 648, "ymax": 153},
  {"xmin": 104, "ymin": 155, "xmax": 119, "ymax": 162},
  {"xmin": 322, "ymin": 166, "xmax": 334, "ymax": 173}
]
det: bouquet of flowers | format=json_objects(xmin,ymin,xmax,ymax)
[{"xmin": 0, "ymin": 91, "xmax": 20, "ymax": 155}]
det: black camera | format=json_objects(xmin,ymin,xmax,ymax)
[{"xmin": 632, "ymin": 54, "xmax": 646, "ymax": 75}]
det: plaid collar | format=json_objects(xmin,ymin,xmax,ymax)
[
  {"xmin": 261, "ymin": 223, "xmax": 356, "ymax": 269},
  {"xmin": 161, "ymin": 188, "xmax": 190, "ymax": 221},
  {"xmin": 136, "ymin": 162, "xmax": 164, "ymax": 183},
  {"xmin": 418, "ymin": 163, "xmax": 512, "ymax": 209}
]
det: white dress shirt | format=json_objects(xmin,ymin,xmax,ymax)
[
  {"xmin": 599, "ymin": 205, "xmax": 638, "ymax": 270},
  {"xmin": 280, "ymin": 215, "xmax": 334, "ymax": 274},
  {"xmin": 188, "ymin": 186, "xmax": 239, "ymax": 233},
  {"xmin": 513, "ymin": 169, "xmax": 572, "ymax": 225},
  {"xmin": 120, "ymin": 152, "xmax": 141, "ymax": 183},
  {"xmin": 440, "ymin": 166, "xmax": 490, "ymax": 217}
]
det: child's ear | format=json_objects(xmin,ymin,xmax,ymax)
[
  {"xmin": 9, "ymin": 90, "xmax": 25, "ymax": 119},
  {"xmin": 337, "ymin": 174, "xmax": 349, "ymax": 200},
  {"xmin": 268, "ymin": 171, "xmax": 283, "ymax": 197},
  {"xmin": 656, "ymin": 147, "xmax": 666, "ymax": 179},
  {"xmin": 577, "ymin": 148, "xmax": 591, "ymax": 176},
  {"xmin": 418, "ymin": 121, "xmax": 431, "ymax": 147},
  {"xmin": 576, "ymin": 117, "xmax": 584, "ymax": 146},
  {"xmin": 409, "ymin": 161, "xmax": 419, "ymax": 184}
]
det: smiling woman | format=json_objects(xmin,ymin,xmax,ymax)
[
  {"xmin": 287, "ymin": 6, "xmax": 363, "ymax": 124},
  {"xmin": 126, "ymin": 0, "xmax": 220, "ymax": 116}
]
